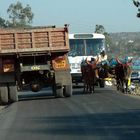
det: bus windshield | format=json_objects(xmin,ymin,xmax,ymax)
[{"xmin": 68, "ymin": 39, "xmax": 105, "ymax": 56}]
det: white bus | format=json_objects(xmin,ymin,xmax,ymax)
[{"xmin": 68, "ymin": 33, "xmax": 106, "ymax": 84}]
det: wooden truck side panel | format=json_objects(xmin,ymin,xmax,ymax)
[{"xmin": 0, "ymin": 26, "xmax": 69, "ymax": 54}]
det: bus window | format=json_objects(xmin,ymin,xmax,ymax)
[
  {"xmin": 86, "ymin": 39, "xmax": 105, "ymax": 56},
  {"xmin": 69, "ymin": 39, "xmax": 85, "ymax": 56}
]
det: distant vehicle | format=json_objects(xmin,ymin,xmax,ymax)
[
  {"xmin": 132, "ymin": 59, "xmax": 140, "ymax": 70},
  {"xmin": 68, "ymin": 33, "xmax": 106, "ymax": 84},
  {"xmin": 131, "ymin": 71, "xmax": 140, "ymax": 82}
]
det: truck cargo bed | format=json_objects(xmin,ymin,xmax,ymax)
[{"xmin": 0, "ymin": 26, "xmax": 69, "ymax": 54}]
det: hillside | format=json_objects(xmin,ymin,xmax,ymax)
[{"xmin": 108, "ymin": 32, "xmax": 140, "ymax": 59}]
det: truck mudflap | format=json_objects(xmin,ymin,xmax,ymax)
[
  {"xmin": 55, "ymin": 70, "xmax": 72, "ymax": 85},
  {"xmin": 53, "ymin": 70, "xmax": 73, "ymax": 97}
]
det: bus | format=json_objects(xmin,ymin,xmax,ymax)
[{"xmin": 68, "ymin": 33, "xmax": 106, "ymax": 84}]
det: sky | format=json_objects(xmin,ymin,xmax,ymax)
[{"xmin": 0, "ymin": 0, "xmax": 140, "ymax": 33}]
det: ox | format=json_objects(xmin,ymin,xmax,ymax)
[
  {"xmin": 81, "ymin": 58, "xmax": 98, "ymax": 93},
  {"xmin": 114, "ymin": 58, "xmax": 132, "ymax": 93},
  {"xmin": 97, "ymin": 61, "xmax": 110, "ymax": 87}
]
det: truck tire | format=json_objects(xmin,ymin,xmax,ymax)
[
  {"xmin": 52, "ymin": 84, "xmax": 64, "ymax": 98},
  {"xmin": 0, "ymin": 86, "xmax": 8, "ymax": 104},
  {"xmin": 63, "ymin": 84, "xmax": 72, "ymax": 97},
  {"xmin": 9, "ymin": 85, "xmax": 18, "ymax": 102},
  {"xmin": 56, "ymin": 87, "xmax": 64, "ymax": 98}
]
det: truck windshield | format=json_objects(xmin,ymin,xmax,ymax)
[{"xmin": 68, "ymin": 39, "xmax": 105, "ymax": 56}]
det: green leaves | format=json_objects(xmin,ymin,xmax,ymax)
[
  {"xmin": 94, "ymin": 24, "xmax": 114, "ymax": 58},
  {"xmin": 132, "ymin": 0, "xmax": 140, "ymax": 18},
  {"xmin": 0, "ymin": 17, "xmax": 7, "ymax": 28},
  {"xmin": 6, "ymin": 1, "xmax": 34, "ymax": 27},
  {"xmin": 95, "ymin": 24, "xmax": 105, "ymax": 34}
]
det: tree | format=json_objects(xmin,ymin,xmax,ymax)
[
  {"xmin": 7, "ymin": 1, "xmax": 34, "ymax": 27},
  {"xmin": 132, "ymin": 0, "xmax": 140, "ymax": 17},
  {"xmin": 94, "ymin": 24, "xmax": 115, "ymax": 58},
  {"xmin": 133, "ymin": 0, "xmax": 140, "ymax": 7},
  {"xmin": 0, "ymin": 17, "xmax": 7, "ymax": 28},
  {"xmin": 95, "ymin": 24, "xmax": 105, "ymax": 34}
]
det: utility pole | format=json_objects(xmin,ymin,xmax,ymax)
[{"xmin": 132, "ymin": 0, "xmax": 140, "ymax": 17}]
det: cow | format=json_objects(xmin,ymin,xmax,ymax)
[
  {"xmin": 114, "ymin": 58, "xmax": 132, "ymax": 94},
  {"xmin": 97, "ymin": 61, "xmax": 110, "ymax": 87},
  {"xmin": 81, "ymin": 57, "xmax": 98, "ymax": 93}
]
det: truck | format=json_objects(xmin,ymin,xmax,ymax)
[{"xmin": 0, "ymin": 24, "xmax": 72, "ymax": 104}]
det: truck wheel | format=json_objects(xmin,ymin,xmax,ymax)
[
  {"xmin": 9, "ymin": 85, "xmax": 18, "ymax": 102},
  {"xmin": 63, "ymin": 84, "xmax": 72, "ymax": 97},
  {"xmin": 0, "ymin": 86, "xmax": 8, "ymax": 104},
  {"xmin": 52, "ymin": 84, "xmax": 64, "ymax": 98}
]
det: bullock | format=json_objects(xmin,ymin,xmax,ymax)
[
  {"xmin": 97, "ymin": 61, "xmax": 110, "ymax": 87},
  {"xmin": 81, "ymin": 57, "xmax": 98, "ymax": 93},
  {"xmin": 114, "ymin": 58, "xmax": 132, "ymax": 93}
]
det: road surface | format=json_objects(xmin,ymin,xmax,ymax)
[{"xmin": 0, "ymin": 86, "xmax": 140, "ymax": 140}]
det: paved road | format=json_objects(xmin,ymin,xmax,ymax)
[{"xmin": 0, "ymin": 86, "xmax": 140, "ymax": 140}]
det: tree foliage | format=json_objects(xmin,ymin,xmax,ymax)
[
  {"xmin": 95, "ymin": 24, "xmax": 105, "ymax": 34},
  {"xmin": 0, "ymin": 17, "xmax": 7, "ymax": 28},
  {"xmin": 7, "ymin": 1, "xmax": 34, "ymax": 27},
  {"xmin": 94, "ymin": 24, "xmax": 115, "ymax": 58},
  {"xmin": 132, "ymin": 0, "xmax": 140, "ymax": 17}
]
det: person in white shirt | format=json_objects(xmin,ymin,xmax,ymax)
[
  {"xmin": 97, "ymin": 50, "xmax": 110, "ymax": 79},
  {"xmin": 98, "ymin": 50, "xmax": 108, "ymax": 63}
]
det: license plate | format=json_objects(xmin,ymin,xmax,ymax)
[{"xmin": 31, "ymin": 65, "xmax": 41, "ymax": 70}]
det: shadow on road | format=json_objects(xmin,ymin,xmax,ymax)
[
  {"xmin": 18, "ymin": 84, "xmax": 86, "ymax": 101},
  {"xmin": 18, "ymin": 89, "xmax": 55, "ymax": 101},
  {"xmin": 18, "ymin": 85, "xmax": 114, "ymax": 101},
  {"xmin": 17, "ymin": 109, "xmax": 140, "ymax": 139}
]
